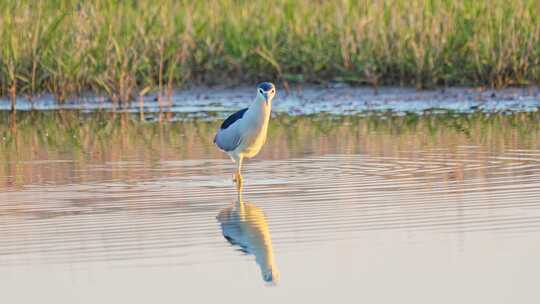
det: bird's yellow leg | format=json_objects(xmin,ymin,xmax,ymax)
[
  {"xmin": 235, "ymin": 171, "xmax": 243, "ymax": 191},
  {"xmin": 233, "ymin": 156, "xmax": 244, "ymax": 187}
]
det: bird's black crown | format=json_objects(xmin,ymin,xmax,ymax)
[{"xmin": 257, "ymin": 82, "xmax": 275, "ymax": 92}]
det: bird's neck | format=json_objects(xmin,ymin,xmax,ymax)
[
  {"xmin": 243, "ymin": 98, "xmax": 271, "ymax": 132},
  {"xmin": 251, "ymin": 98, "xmax": 272, "ymax": 116}
]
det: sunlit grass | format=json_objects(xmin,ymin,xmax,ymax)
[{"xmin": 1, "ymin": 0, "xmax": 540, "ymax": 102}]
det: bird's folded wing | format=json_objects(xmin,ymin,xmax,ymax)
[{"xmin": 214, "ymin": 127, "xmax": 243, "ymax": 152}]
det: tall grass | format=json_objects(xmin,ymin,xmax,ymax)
[{"xmin": 1, "ymin": 0, "xmax": 540, "ymax": 102}]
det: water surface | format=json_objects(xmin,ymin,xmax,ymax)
[{"xmin": 1, "ymin": 112, "xmax": 539, "ymax": 303}]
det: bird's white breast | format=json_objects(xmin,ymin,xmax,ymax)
[{"xmin": 234, "ymin": 100, "xmax": 271, "ymax": 158}]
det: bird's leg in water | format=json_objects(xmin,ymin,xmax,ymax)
[
  {"xmin": 235, "ymin": 174, "xmax": 243, "ymax": 191},
  {"xmin": 233, "ymin": 157, "xmax": 243, "ymax": 186},
  {"xmin": 235, "ymin": 181, "xmax": 244, "ymax": 202}
]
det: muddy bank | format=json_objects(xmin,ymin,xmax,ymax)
[{"xmin": 1, "ymin": 85, "xmax": 539, "ymax": 116}]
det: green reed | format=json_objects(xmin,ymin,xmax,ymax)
[{"xmin": 1, "ymin": 0, "xmax": 540, "ymax": 102}]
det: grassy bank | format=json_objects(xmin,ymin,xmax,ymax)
[{"xmin": 1, "ymin": 0, "xmax": 540, "ymax": 102}]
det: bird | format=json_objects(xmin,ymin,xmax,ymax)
[
  {"xmin": 216, "ymin": 184, "xmax": 280, "ymax": 284},
  {"xmin": 214, "ymin": 82, "xmax": 276, "ymax": 187}
]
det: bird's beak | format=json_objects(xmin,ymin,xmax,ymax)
[{"xmin": 263, "ymin": 92, "xmax": 270, "ymax": 103}]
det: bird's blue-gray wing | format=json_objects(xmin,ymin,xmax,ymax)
[
  {"xmin": 214, "ymin": 108, "xmax": 248, "ymax": 152},
  {"xmin": 220, "ymin": 108, "xmax": 247, "ymax": 130},
  {"xmin": 214, "ymin": 126, "xmax": 243, "ymax": 152}
]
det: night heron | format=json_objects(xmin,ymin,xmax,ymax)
[
  {"xmin": 216, "ymin": 184, "xmax": 279, "ymax": 284},
  {"xmin": 214, "ymin": 82, "xmax": 276, "ymax": 186}
]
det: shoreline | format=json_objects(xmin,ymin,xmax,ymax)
[{"xmin": 1, "ymin": 85, "xmax": 539, "ymax": 116}]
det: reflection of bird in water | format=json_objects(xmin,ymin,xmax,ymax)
[
  {"xmin": 214, "ymin": 82, "xmax": 276, "ymax": 188},
  {"xmin": 216, "ymin": 186, "xmax": 279, "ymax": 284}
]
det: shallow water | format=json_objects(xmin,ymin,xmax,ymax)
[{"xmin": 1, "ymin": 112, "xmax": 540, "ymax": 303}]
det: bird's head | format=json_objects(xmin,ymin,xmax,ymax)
[
  {"xmin": 262, "ymin": 267, "xmax": 280, "ymax": 285},
  {"xmin": 256, "ymin": 82, "xmax": 276, "ymax": 105}
]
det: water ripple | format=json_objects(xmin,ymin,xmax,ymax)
[{"xmin": 0, "ymin": 148, "xmax": 539, "ymax": 267}]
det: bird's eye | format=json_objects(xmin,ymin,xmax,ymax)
[{"xmin": 259, "ymin": 89, "xmax": 264, "ymax": 94}]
